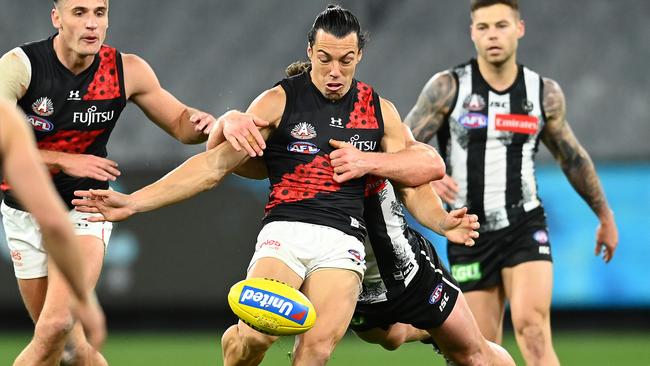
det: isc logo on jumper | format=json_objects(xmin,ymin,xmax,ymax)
[
  {"xmin": 27, "ymin": 115, "xmax": 54, "ymax": 132},
  {"xmin": 288, "ymin": 142, "xmax": 320, "ymax": 155},
  {"xmin": 239, "ymin": 286, "xmax": 309, "ymax": 325},
  {"xmin": 459, "ymin": 113, "xmax": 487, "ymax": 129}
]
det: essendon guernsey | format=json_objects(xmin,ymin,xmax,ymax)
[
  {"xmin": 263, "ymin": 71, "xmax": 384, "ymax": 241},
  {"xmin": 3, "ymin": 36, "xmax": 127, "ymax": 210}
]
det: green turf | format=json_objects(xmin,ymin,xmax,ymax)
[{"xmin": 1, "ymin": 331, "xmax": 649, "ymax": 365}]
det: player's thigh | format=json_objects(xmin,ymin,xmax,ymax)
[
  {"xmin": 502, "ymin": 261, "xmax": 553, "ymax": 323},
  {"xmin": 247, "ymin": 257, "xmax": 303, "ymax": 289},
  {"xmin": 428, "ymin": 293, "xmax": 485, "ymax": 356},
  {"xmin": 463, "ymin": 286, "xmax": 506, "ymax": 342},
  {"xmin": 237, "ymin": 257, "xmax": 304, "ymax": 347},
  {"xmin": 76, "ymin": 235, "xmax": 107, "ymax": 288},
  {"xmin": 39, "ymin": 235, "xmax": 106, "ymax": 318},
  {"xmin": 353, "ymin": 323, "xmax": 407, "ymax": 344},
  {"xmin": 297, "ymin": 269, "xmax": 360, "ymax": 344},
  {"xmin": 17, "ymin": 278, "xmax": 48, "ymax": 322},
  {"xmin": 354, "ymin": 327, "xmax": 392, "ymax": 344}
]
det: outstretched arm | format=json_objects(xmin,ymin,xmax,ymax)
[
  {"xmin": 329, "ymin": 98, "xmax": 445, "ymax": 186},
  {"xmin": 0, "ymin": 101, "xmax": 105, "ymax": 346},
  {"xmin": 541, "ymin": 78, "xmax": 618, "ymax": 262},
  {"xmin": 73, "ymin": 87, "xmax": 285, "ymax": 221},
  {"xmin": 404, "ymin": 71, "xmax": 457, "ymax": 143},
  {"xmin": 399, "ymin": 182, "xmax": 479, "ymax": 246},
  {"xmin": 0, "ymin": 102, "xmax": 86, "ymax": 300},
  {"xmin": 206, "ymin": 110, "xmax": 269, "ymax": 157},
  {"xmin": 123, "ymin": 54, "xmax": 217, "ymax": 144}
]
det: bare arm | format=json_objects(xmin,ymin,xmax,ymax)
[
  {"xmin": 329, "ymin": 98, "xmax": 445, "ymax": 186},
  {"xmin": 398, "ymin": 182, "xmax": 478, "ymax": 246},
  {"xmin": 404, "ymin": 71, "xmax": 457, "ymax": 143},
  {"xmin": 232, "ymin": 158, "xmax": 268, "ymax": 180},
  {"xmin": 0, "ymin": 102, "xmax": 87, "ymax": 300},
  {"xmin": 205, "ymin": 109, "xmax": 269, "ymax": 157},
  {"xmin": 73, "ymin": 87, "xmax": 285, "ymax": 221},
  {"xmin": 0, "ymin": 48, "xmax": 30, "ymax": 103},
  {"xmin": 123, "ymin": 54, "xmax": 215, "ymax": 144},
  {"xmin": 541, "ymin": 78, "xmax": 618, "ymax": 262}
]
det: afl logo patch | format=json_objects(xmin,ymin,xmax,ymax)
[
  {"xmin": 32, "ymin": 97, "xmax": 54, "ymax": 117},
  {"xmin": 347, "ymin": 249, "xmax": 363, "ymax": 261},
  {"xmin": 429, "ymin": 284, "xmax": 444, "ymax": 304},
  {"xmin": 27, "ymin": 115, "xmax": 54, "ymax": 132},
  {"xmin": 287, "ymin": 142, "xmax": 320, "ymax": 155},
  {"xmin": 459, "ymin": 113, "xmax": 488, "ymax": 129},
  {"xmin": 533, "ymin": 229, "xmax": 549, "ymax": 244},
  {"xmin": 290, "ymin": 122, "xmax": 317, "ymax": 140}
]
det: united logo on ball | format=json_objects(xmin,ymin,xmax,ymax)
[{"xmin": 227, "ymin": 277, "xmax": 316, "ymax": 336}]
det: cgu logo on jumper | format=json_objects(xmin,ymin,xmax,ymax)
[
  {"xmin": 73, "ymin": 106, "xmax": 114, "ymax": 126},
  {"xmin": 348, "ymin": 134, "xmax": 377, "ymax": 151},
  {"xmin": 239, "ymin": 286, "xmax": 309, "ymax": 325}
]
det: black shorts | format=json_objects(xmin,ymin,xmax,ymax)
[
  {"xmin": 350, "ymin": 238, "xmax": 460, "ymax": 332},
  {"xmin": 447, "ymin": 206, "xmax": 552, "ymax": 292}
]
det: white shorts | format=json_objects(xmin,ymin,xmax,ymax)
[
  {"xmin": 1, "ymin": 201, "xmax": 113, "ymax": 279},
  {"xmin": 248, "ymin": 221, "xmax": 366, "ymax": 280}
]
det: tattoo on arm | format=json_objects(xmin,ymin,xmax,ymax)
[
  {"xmin": 404, "ymin": 72, "xmax": 457, "ymax": 143},
  {"xmin": 541, "ymin": 78, "xmax": 609, "ymax": 217}
]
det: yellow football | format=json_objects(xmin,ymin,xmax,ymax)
[{"xmin": 227, "ymin": 277, "xmax": 317, "ymax": 336}]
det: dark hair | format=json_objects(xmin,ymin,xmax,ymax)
[
  {"xmin": 285, "ymin": 61, "xmax": 311, "ymax": 77},
  {"xmin": 470, "ymin": 0, "xmax": 519, "ymax": 12},
  {"xmin": 307, "ymin": 4, "xmax": 368, "ymax": 50}
]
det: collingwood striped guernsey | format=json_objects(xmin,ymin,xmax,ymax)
[
  {"xmin": 438, "ymin": 59, "xmax": 547, "ymax": 232},
  {"xmin": 360, "ymin": 179, "xmax": 451, "ymax": 304}
]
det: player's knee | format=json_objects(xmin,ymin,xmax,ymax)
[
  {"xmin": 299, "ymin": 342, "xmax": 335, "ymax": 364},
  {"xmin": 444, "ymin": 342, "xmax": 484, "ymax": 365},
  {"xmin": 222, "ymin": 324, "xmax": 277, "ymax": 360},
  {"xmin": 511, "ymin": 307, "xmax": 547, "ymax": 337},
  {"xmin": 295, "ymin": 334, "xmax": 339, "ymax": 364},
  {"xmin": 241, "ymin": 331, "xmax": 276, "ymax": 353},
  {"xmin": 33, "ymin": 314, "xmax": 75, "ymax": 346},
  {"xmin": 379, "ymin": 332, "xmax": 406, "ymax": 351}
]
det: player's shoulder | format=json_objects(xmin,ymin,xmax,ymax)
[
  {"xmin": 378, "ymin": 96, "xmax": 398, "ymax": 116},
  {"xmin": 120, "ymin": 52, "xmax": 149, "ymax": 70},
  {"xmin": 1, "ymin": 47, "xmax": 30, "ymax": 65},
  {"xmin": 429, "ymin": 70, "xmax": 457, "ymax": 88},
  {"xmin": 17, "ymin": 37, "xmax": 50, "ymax": 53},
  {"xmin": 249, "ymin": 85, "xmax": 287, "ymax": 126},
  {"xmin": 541, "ymin": 77, "xmax": 564, "ymax": 95},
  {"xmin": 540, "ymin": 77, "xmax": 566, "ymax": 120},
  {"xmin": 258, "ymin": 85, "xmax": 287, "ymax": 103}
]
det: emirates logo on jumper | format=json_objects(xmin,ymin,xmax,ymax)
[
  {"xmin": 494, "ymin": 114, "xmax": 538, "ymax": 135},
  {"xmin": 73, "ymin": 106, "xmax": 115, "ymax": 126}
]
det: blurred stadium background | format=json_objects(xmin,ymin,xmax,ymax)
[{"xmin": 1, "ymin": 0, "xmax": 649, "ymax": 364}]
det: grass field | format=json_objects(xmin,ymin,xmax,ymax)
[{"xmin": 2, "ymin": 331, "xmax": 650, "ymax": 365}]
